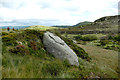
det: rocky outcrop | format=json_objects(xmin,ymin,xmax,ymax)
[{"xmin": 43, "ymin": 31, "xmax": 79, "ymax": 66}]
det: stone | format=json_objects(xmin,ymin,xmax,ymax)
[{"xmin": 43, "ymin": 31, "xmax": 79, "ymax": 66}]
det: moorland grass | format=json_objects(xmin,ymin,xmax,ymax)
[
  {"xmin": 2, "ymin": 29, "xmax": 119, "ymax": 78},
  {"xmin": 77, "ymin": 44, "xmax": 118, "ymax": 78}
]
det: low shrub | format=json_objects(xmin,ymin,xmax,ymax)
[
  {"xmin": 99, "ymin": 39, "xmax": 120, "ymax": 51},
  {"xmin": 2, "ymin": 35, "xmax": 14, "ymax": 42},
  {"xmin": 103, "ymin": 44, "xmax": 113, "ymax": 50},
  {"xmin": 100, "ymin": 40, "xmax": 109, "ymax": 45},
  {"xmin": 10, "ymin": 44, "xmax": 30, "ymax": 55},
  {"xmin": 114, "ymin": 35, "xmax": 120, "ymax": 42},
  {"xmin": 108, "ymin": 35, "xmax": 114, "ymax": 40},
  {"xmin": 106, "ymin": 34, "xmax": 120, "ymax": 42},
  {"xmin": 95, "ymin": 43, "xmax": 101, "ymax": 46},
  {"xmin": 71, "ymin": 44, "xmax": 91, "ymax": 61},
  {"xmin": 25, "ymin": 34, "xmax": 38, "ymax": 41},
  {"xmin": 82, "ymin": 35, "xmax": 97, "ymax": 41},
  {"xmin": 23, "ymin": 29, "xmax": 44, "ymax": 41},
  {"xmin": 2, "ymin": 32, "xmax": 8, "ymax": 36},
  {"xmin": 29, "ymin": 40, "xmax": 38, "ymax": 51},
  {"xmin": 26, "ymin": 39, "xmax": 47, "ymax": 57},
  {"xmin": 74, "ymin": 35, "xmax": 82, "ymax": 40},
  {"xmin": 2, "ymin": 33, "xmax": 17, "ymax": 46},
  {"xmin": 16, "ymin": 29, "xmax": 44, "ymax": 42},
  {"xmin": 74, "ymin": 35, "xmax": 97, "ymax": 41},
  {"xmin": 103, "ymin": 44, "xmax": 120, "ymax": 51},
  {"xmin": 77, "ymin": 41, "xmax": 87, "ymax": 45}
]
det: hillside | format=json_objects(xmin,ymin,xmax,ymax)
[
  {"xmin": 2, "ymin": 29, "xmax": 92, "ymax": 78},
  {"xmin": 86, "ymin": 15, "xmax": 119, "ymax": 32},
  {"xmin": 58, "ymin": 15, "xmax": 119, "ymax": 34},
  {"xmin": 80, "ymin": 15, "xmax": 119, "ymax": 29}
]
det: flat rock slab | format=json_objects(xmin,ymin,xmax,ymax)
[{"xmin": 43, "ymin": 31, "xmax": 79, "ymax": 66}]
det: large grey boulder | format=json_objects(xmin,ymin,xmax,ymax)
[{"xmin": 43, "ymin": 31, "xmax": 79, "ymax": 66}]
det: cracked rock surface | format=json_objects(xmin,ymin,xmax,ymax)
[{"xmin": 43, "ymin": 31, "xmax": 79, "ymax": 66}]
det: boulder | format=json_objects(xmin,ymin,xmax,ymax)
[{"xmin": 43, "ymin": 31, "xmax": 79, "ymax": 66}]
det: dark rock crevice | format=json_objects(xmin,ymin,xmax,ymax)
[{"xmin": 48, "ymin": 34, "xmax": 64, "ymax": 46}]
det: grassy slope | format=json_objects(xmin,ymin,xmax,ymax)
[
  {"xmin": 2, "ymin": 44, "xmax": 118, "ymax": 78},
  {"xmin": 61, "ymin": 33, "xmax": 119, "ymax": 78},
  {"xmin": 2, "ymin": 28, "xmax": 91, "ymax": 78},
  {"xmin": 1, "ymin": 27, "xmax": 119, "ymax": 78},
  {"xmin": 77, "ymin": 44, "xmax": 118, "ymax": 78}
]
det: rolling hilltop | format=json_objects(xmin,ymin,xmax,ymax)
[{"xmin": 24, "ymin": 25, "xmax": 58, "ymax": 30}]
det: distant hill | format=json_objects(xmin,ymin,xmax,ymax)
[
  {"xmin": 73, "ymin": 15, "xmax": 119, "ymax": 30},
  {"xmin": 73, "ymin": 15, "xmax": 119, "ymax": 28},
  {"xmin": 73, "ymin": 21, "xmax": 92, "ymax": 27},
  {"xmin": 52, "ymin": 21, "xmax": 92, "ymax": 28}
]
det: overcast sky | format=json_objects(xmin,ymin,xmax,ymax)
[{"xmin": 0, "ymin": 0, "xmax": 119, "ymax": 26}]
